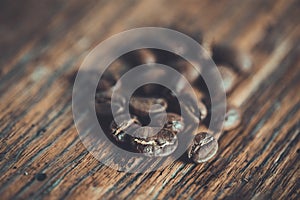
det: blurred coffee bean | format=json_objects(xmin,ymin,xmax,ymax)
[
  {"xmin": 95, "ymin": 91, "xmax": 126, "ymax": 116},
  {"xmin": 198, "ymin": 100, "xmax": 208, "ymax": 121},
  {"xmin": 110, "ymin": 114, "xmax": 141, "ymax": 142},
  {"xmin": 159, "ymin": 89, "xmax": 181, "ymax": 114},
  {"xmin": 179, "ymin": 92, "xmax": 207, "ymax": 123},
  {"xmin": 149, "ymin": 49, "xmax": 183, "ymax": 66},
  {"xmin": 132, "ymin": 127, "xmax": 178, "ymax": 157},
  {"xmin": 121, "ymin": 49, "xmax": 156, "ymax": 67},
  {"xmin": 168, "ymin": 76, "xmax": 190, "ymax": 95},
  {"xmin": 169, "ymin": 60, "xmax": 202, "ymax": 84},
  {"xmin": 97, "ymin": 79, "xmax": 112, "ymax": 92},
  {"xmin": 190, "ymin": 30, "xmax": 204, "ymax": 44},
  {"xmin": 135, "ymin": 84, "xmax": 167, "ymax": 96},
  {"xmin": 134, "ymin": 67, "xmax": 166, "ymax": 95},
  {"xmin": 119, "ymin": 66, "xmax": 167, "ymax": 96},
  {"xmin": 201, "ymin": 35, "xmax": 213, "ymax": 58},
  {"xmin": 188, "ymin": 132, "xmax": 218, "ymax": 163},
  {"xmin": 218, "ymin": 65, "xmax": 238, "ymax": 93},
  {"xmin": 97, "ymin": 77, "xmax": 119, "ymax": 92},
  {"xmin": 129, "ymin": 97, "xmax": 168, "ymax": 117},
  {"xmin": 96, "ymin": 61, "xmax": 127, "ymax": 92},
  {"xmin": 223, "ymin": 106, "xmax": 242, "ymax": 131},
  {"xmin": 151, "ymin": 112, "xmax": 184, "ymax": 134},
  {"xmin": 212, "ymin": 44, "xmax": 252, "ymax": 74}
]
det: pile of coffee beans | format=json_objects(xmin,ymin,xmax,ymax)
[{"xmin": 93, "ymin": 31, "xmax": 251, "ymax": 163}]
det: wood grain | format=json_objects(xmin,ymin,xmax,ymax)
[{"xmin": 0, "ymin": 0, "xmax": 299, "ymax": 199}]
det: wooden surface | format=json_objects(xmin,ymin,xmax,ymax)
[{"xmin": 0, "ymin": 0, "xmax": 300, "ymax": 199}]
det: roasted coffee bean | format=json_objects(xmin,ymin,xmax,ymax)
[
  {"xmin": 197, "ymin": 100, "xmax": 208, "ymax": 121},
  {"xmin": 179, "ymin": 92, "xmax": 207, "ymax": 123},
  {"xmin": 164, "ymin": 76, "xmax": 189, "ymax": 95},
  {"xmin": 121, "ymin": 49, "xmax": 156, "ymax": 66},
  {"xmin": 158, "ymin": 89, "xmax": 182, "ymax": 114},
  {"xmin": 201, "ymin": 35, "xmax": 213, "ymax": 57},
  {"xmin": 188, "ymin": 132, "xmax": 218, "ymax": 163},
  {"xmin": 97, "ymin": 70, "xmax": 118, "ymax": 92},
  {"xmin": 97, "ymin": 78, "xmax": 114, "ymax": 92},
  {"xmin": 169, "ymin": 60, "xmax": 201, "ymax": 84},
  {"xmin": 129, "ymin": 97, "xmax": 168, "ymax": 116},
  {"xmin": 96, "ymin": 77, "xmax": 121, "ymax": 93},
  {"xmin": 110, "ymin": 114, "xmax": 141, "ymax": 142},
  {"xmin": 117, "ymin": 65, "xmax": 168, "ymax": 96},
  {"xmin": 97, "ymin": 77, "xmax": 122, "ymax": 93},
  {"xmin": 151, "ymin": 112, "xmax": 184, "ymax": 134},
  {"xmin": 95, "ymin": 91, "xmax": 126, "ymax": 116},
  {"xmin": 218, "ymin": 65, "xmax": 237, "ymax": 93},
  {"xmin": 223, "ymin": 106, "xmax": 241, "ymax": 131},
  {"xmin": 212, "ymin": 44, "xmax": 252, "ymax": 74},
  {"xmin": 129, "ymin": 67, "xmax": 167, "ymax": 96},
  {"xmin": 96, "ymin": 61, "xmax": 126, "ymax": 92},
  {"xmin": 190, "ymin": 30, "xmax": 204, "ymax": 45},
  {"xmin": 131, "ymin": 127, "xmax": 178, "ymax": 157},
  {"xmin": 135, "ymin": 84, "xmax": 167, "ymax": 96},
  {"xmin": 135, "ymin": 49, "xmax": 156, "ymax": 64}
]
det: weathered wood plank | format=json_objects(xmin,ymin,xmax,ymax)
[{"xmin": 0, "ymin": 0, "xmax": 299, "ymax": 199}]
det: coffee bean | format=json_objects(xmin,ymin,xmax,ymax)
[
  {"xmin": 116, "ymin": 66, "xmax": 168, "ymax": 96},
  {"xmin": 179, "ymin": 92, "xmax": 207, "ymax": 123},
  {"xmin": 188, "ymin": 132, "xmax": 218, "ymax": 163},
  {"xmin": 169, "ymin": 60, "xmax": 201, "ymax": 84},
  {"xmin": 110, "ymin": 114, "xmax": 141, "ymax": 142},
  {"xmin": 212, "ymin": 44, "xmax": 252, "ymax": 74},
  {"xmin": 201, "ymin": 35, "xmax": 213, "ymax": 57},
  {"xmin": 95, "ymin": 91, "xmax": 126, "ymax": 116},
  {"xmin": 218, "ymin": 65, "xmax": 237, "ymax": 93},
  {"xmin": 198, "ymin": 100, "xmax": 208, "ymax": 121},
  {"xmin": 109, "ymin": 59, "xmax": 129, "ymax": 73},
  {"xmin": 94, "ymin": 61, "xmax": 127, "ymax": 92},
  {"xmin": 151, "ymin": 112, "xmax": 184, "ymax": 134},
  {"xmin": 223, "ymin": 106, "xmax": 241, "ymax": 131},
  {"xmin": 121, "ymin": 49, "xmax": 156, "ymax": 67},
  {"xmin": 167, "ymin": 76, "xmax": 190, "ymax": 95},
  {"xmin": 129, "ymin": 97, "xmax": 168, "ymax": 117},
  {"xmin": 132, "ymin": 127, "xmax": 178, "ymax": 157},
  {"xmin": 135, "ymin": 84, "xmax": 167, "ymax": 96},
  {"xmin": 136, "ymin": 49, "xmax": 156, "ymax": 64},
  {"xmin": 97, "ymin": 78, "xmax": 116, "ymax": 92}
]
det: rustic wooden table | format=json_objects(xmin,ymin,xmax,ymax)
[{"xmin": 0, "ymin": 0, "xmax": 299, "ymax": 199}]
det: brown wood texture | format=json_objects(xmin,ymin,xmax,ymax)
[{"xmin": 0, "ymin": 0, "xmax": 299, "ymax": 199}]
